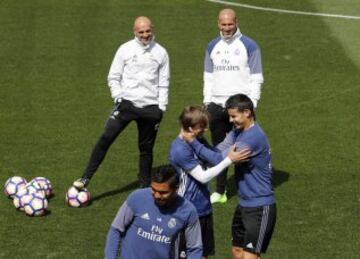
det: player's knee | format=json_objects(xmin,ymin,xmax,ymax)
[
  {"xmin": 232, "ymin": 246, "xmax": 243, "ymax": 259},
  {"xmin": 99, "ymin": 133, "xmax": 116, "ymax": 147},
  {"xmin": 242, "ymin": 250, "xmax": 259, "ymax": 259},
  {"xmin": 139, "ymin": 143, "xmax": 154, "ymax": 154}
]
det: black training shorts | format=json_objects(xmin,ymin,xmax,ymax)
[{"xmin": 232, "ymin": 204, "xmax": 276, "ymax": 255}]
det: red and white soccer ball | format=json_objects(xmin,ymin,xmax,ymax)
[
  {"xmin": 30, "ymin": 177, "xmax": 53, "ymax": 197},
  {"xmin": 4, "ymin": 176, "xmax": 27, "ymax": 198},
  {"xmin": 66, "ymin": 186, "xmax": 91, "ymax": 208},
  {"xmin": 22, "ymin": 192, "xmax": 48, "ymax": 216}
]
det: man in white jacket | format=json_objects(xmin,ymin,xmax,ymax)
[
  {"xmin": 73, "ymin": 16, "xmax": 170, "ymax": 189},
  {"xmin": 203, "ymin": 9, "xmax": 264, "ymax": 203}
]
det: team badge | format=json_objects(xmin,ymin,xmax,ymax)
[
  {"xmin": 168, "ymin": 218, "xmax": 176, "ymax": 228},
  {"xmin": 235, "ymin": 49, "xmax": 240, "ymax": 55}
]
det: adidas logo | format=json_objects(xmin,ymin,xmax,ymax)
[
  {"xmin": 246, "ymin": 242, "xmax": 254, "ymax": 249},
  {"xmin": 141, "ymin": 213, "xmax": 150, "ymax": 220}
]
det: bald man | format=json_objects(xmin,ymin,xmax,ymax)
[
  {"xmin": 203, "ymin": 9, "xmax": 264, "ymax": 204},
  {"xmin": 73, "ymin": 16, "xmax": 170, "ymax": 189}
]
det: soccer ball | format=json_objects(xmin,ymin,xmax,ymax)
[
  {"xmin": 4, "ymin": 176, "xmax": 27, "ymax": 198},
  {"xmin": 25, "ymin": 181, "xmax": 46, "ymax": 198},
  {"xmin": 13, "ymin": 187, "xmax": 33, "ymax": 211},
  {"xmin": 30, "ymin": 177, "xmax": 53, "ymax": 197},
  {"xmin": 22, "ymin": 192, "xmax": 48, "ymax": 216},
  {"xmin": 13, "ymin": 184, "xmax": 45, "ymax": 211},
  {"xmin": 66, "ymin": 186, "xmax": 91, "ymax": 208}
]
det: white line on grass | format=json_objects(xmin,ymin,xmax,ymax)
[{"xmin": 206, "ymin": 0, "xmax": 360, "ymax": 20}]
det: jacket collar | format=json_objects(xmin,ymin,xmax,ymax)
[
  {"xmin": 134, "ymin": 35, "xmax": 155, "ymax": 50},
  {"xmin": 220, "ymin": 28, "xmax": 242, "ymax": 43}
]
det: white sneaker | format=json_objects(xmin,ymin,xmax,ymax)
[
  {"xmin": 210, "ymin": 192, "xmax": 227, "ymax": 204},
  {"xmin": 73, "ymin": 178, "xmax": 90, "ymax": 189}
]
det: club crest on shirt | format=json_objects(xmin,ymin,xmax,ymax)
[
  {"xmin": 168, "ymin": 218, "xmax": 176, "ymax": 228},
  {"xmin": 235, "ymin": 49, "xmax": 240, "ymax": 55}
]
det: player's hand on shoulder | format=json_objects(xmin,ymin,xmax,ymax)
[
  {"xmin": 180, "ymin": 128, "xmax": 196, "ymax": 143},
  {"xmin": 227, "ymin": 145, "xmax": 251, "ymax": 163}
]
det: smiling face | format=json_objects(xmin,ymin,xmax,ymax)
[
  {"xmin": 227, "ymin": 108, "xmax": 252, "ymax": 130},
  {"xmin": 218, "ymin": 9, "xmax": 238, "ymax": 39},
  {"xmin": 133, "ymin": 16, "xmax": 153, "ymax": 45}
]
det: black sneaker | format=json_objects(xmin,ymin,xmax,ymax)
[{"xmin": 73, "ymin": 178, "xmax": 90, "ymax": 189}]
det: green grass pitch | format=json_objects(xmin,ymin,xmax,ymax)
[{"xmin": 0, "ymin": 0, "xmax": 359, "ymax": 258}]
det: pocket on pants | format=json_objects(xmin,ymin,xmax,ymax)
[{"xmin": 143, "ymin": 105, "xmax": 163, "ymax": 121}]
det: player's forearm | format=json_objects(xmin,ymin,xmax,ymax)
[
  {"xmin": 104, "ymin": 226, "xmax": 121, "ymax": 259},
  {"xmin": 188, "ymin": 158, "xmax": 231, "ymax": 184},
  {"xmin": 185, "ymin": 217, "xmax": 203, "ymax": 259},
  {"xmin": 158, "ymin": 85, "xmax": 169, "ymax": 111},
  {"xmin": 203, "ymin": 49, "xmax": 214, "ymax": 104},
  {"xmin": 186, "ymin": 246, "xmax": 203, "ymax": 259},
  {"xmin": 216, "ymin": 132, "xmax": 235, "ymax": 156},
  {"xmin": 189, "ymin": 139, "xmax": 223, "ymax": 165},
  {"xmin": 203, "ymin": 72, "xmax": 214, "ymax": 104},
  {"xmin": 248, "ymin": 73, "xmax": 264, "ymax": 108},
  {"xmin": 107, "ymin": 49, "xmax": 125, "ymax": 101}
]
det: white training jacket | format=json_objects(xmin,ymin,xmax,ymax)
[
  {"xmin": 108, "ymin": 37, "xmax": 170, "ymax": 111},
  {"xmin": 203, "ymin": 28, "xmax": 264, "ymax": 108}
]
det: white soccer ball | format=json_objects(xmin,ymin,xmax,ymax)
[
  {"xmin": 66, "ymin": 186, "xmax": 91, "ymax": 208},
  {"xmin": 22, "ymin": 192, "xmax": 48, "ymax": 216},
  {"xmin": 4, "ymin": 176, "xmax": 27, "ymax": 198},
  {"xmin": 13, "ymin": 184, "xmax": 45, "ymax": 211},
  {"xmin": 30, "ymin": 177, "xmax": 53, "ymax": 197},
  {"xmin": 25, "ymin": 181, "xmax": 46, "ymax": 198},
  {"xmin": 13, "ymin": 187, "xmax": 32, "ymax": 211}
]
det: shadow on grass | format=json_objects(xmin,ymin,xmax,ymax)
[
  {"xmin": 227, "ymin": 167, "xmax": 290, "ymax": 200},
  {"xmin": 91, "ymin": 180, "xmax": 139, "ymax": 203},
  {"xmin": 90, "ymin": 167, "xmax": 290, "ymax": 203}
]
